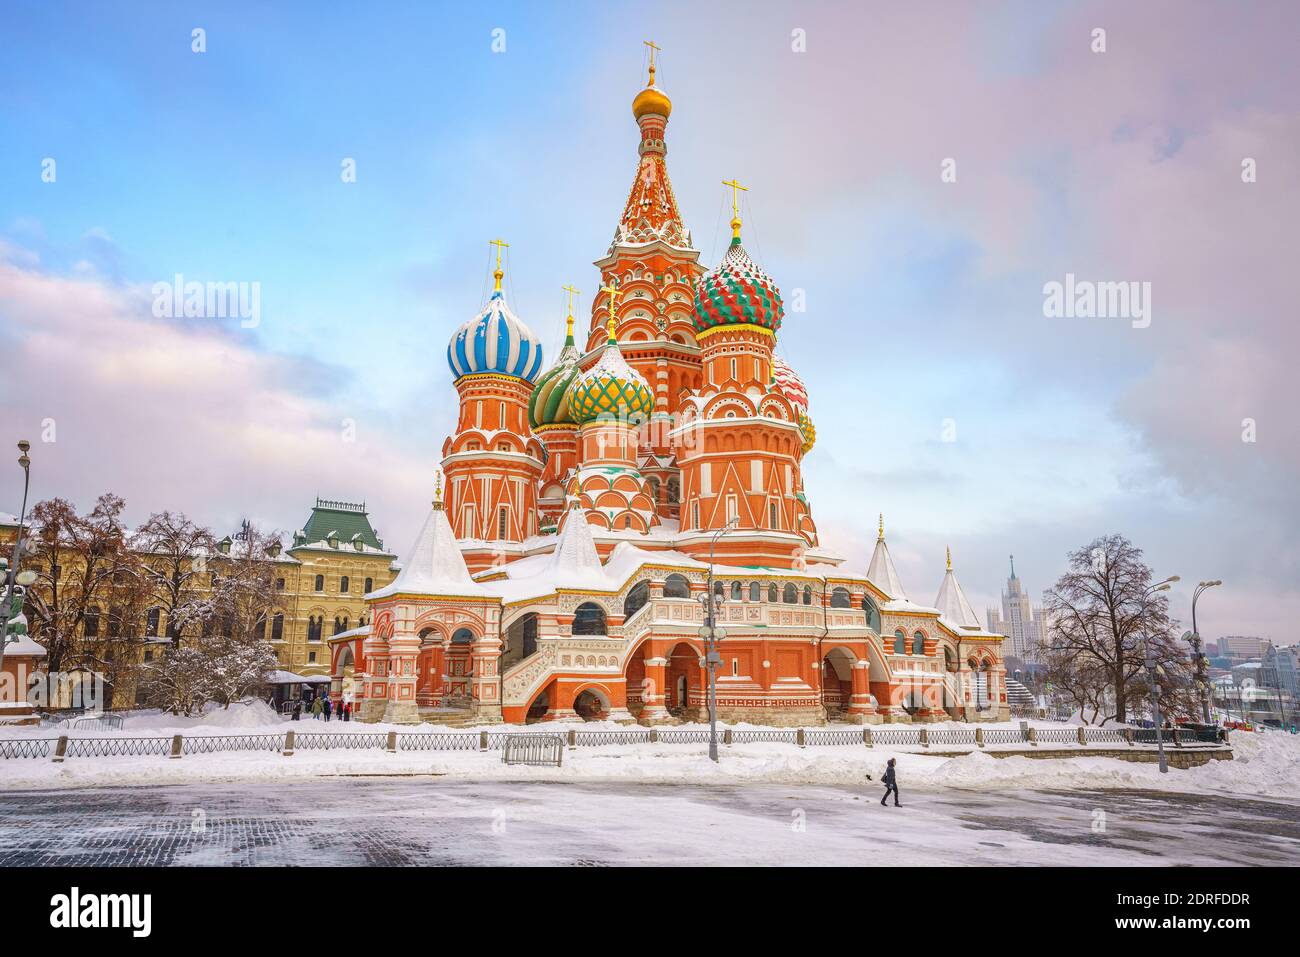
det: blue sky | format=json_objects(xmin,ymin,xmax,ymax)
[{"xmin": 2, "ymin": 0, "xmax": 1297, "ymax": 639}]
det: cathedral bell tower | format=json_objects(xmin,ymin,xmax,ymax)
[
  {"xmin": 563, "ymin": 281, "xmax": 661, "ymax": 537},
  {"xmin": 442, "ymin": 240, "xmax": 547, "ymax": 571},
  {"xmin": 528, "ymin": 285, "xmax": 584, "ymax": 531},
  {"xmin": 586, "ymin": 43, "xmax": 706, "ymax": 522},
  {"xmin": 673, "ymin": 188, "xmax": 818, "ymax": 567}
]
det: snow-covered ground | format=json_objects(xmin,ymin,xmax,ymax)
[{"xmin": 2, "ymin": 701, "xmax": 1295, "ymax": 801}]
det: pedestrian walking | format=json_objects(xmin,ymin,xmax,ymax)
[
  {"xmin": 343, "ymin": 701, "xmax": 351, "ymax": 722},
  {"xmin": 291, "ymin": 700, "xmax": 302, "ymax": 721},
  {"xmin": 881, "ymin": 757, "xmax": 901, "ymax": 807},
  {"xmin": 323, "ymin": 697, "xmax": 332, "ymax": 722},
  {"xmin": 311, "ymin": 696, "xmax": 323, "ymax": 720}
]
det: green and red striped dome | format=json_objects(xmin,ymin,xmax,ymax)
[{"xmin": 693, "ymin": 238, "xmax": 783, "ymax": 335}]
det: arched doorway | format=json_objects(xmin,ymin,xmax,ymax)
[
  {"xmin": 665, "ymin": 642, "xmax": 702, "ymax": 718},
  {"xmin": 573, "ymin": 687, "xmax": 611, "ymax": 721},
  {"xmin": 525, "ymin": 680, "xmax": 554, "ymax": 723},
  {"xmin": 624, "ymin": 640, "xmax": 648, "ymax": 717},
  {"xmin": 821, "ymin": 647, "xmax": 856, "ymax": 720},
  {"xmin": 970, "ymin": 657, "xmax": 992, "ymax": 711},
  {"xmin": 337, "ymin": 645, "xmax": 356, "ymax": 704},
  {"xmin": 443, "ymin": 628, "xmax": 474, "ymax": 705}
]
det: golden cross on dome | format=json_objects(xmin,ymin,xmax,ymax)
[
  {"xmin": 722, "ymin": 178, "xmax": 748, "ymax": 239},
  {"xmin": 946, "ymin": 545, "xmax": 952, "ymax": 571},
  {"xmin": 601, "ymin": 279, "xmax": 622, "ymax": 340},
  {"xmin": 433, "ymin": 470, "xmax": 444, "ymax": 510},
  {"xmin": 644, "ymin": 39, "xmax": 661, "ymax": 84},
  {"xmin": 562, "ymin": 283, "xmax": 580, "ymax": 337},
  {"xmin": 878, "ymin": 513, "xmax": 885, "ymax": 541},
  {"xmin": 489, "ymin": 238, "xmax": 509, "ymax": 291}
]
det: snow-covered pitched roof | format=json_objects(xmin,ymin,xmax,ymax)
[
  {"xmin": 934, "ymin": 561, "xmax": 981, "ymax": 630},
  {"xmin": 264, "ymin": 669, "xmax": 313, "ymax": 684},
  {"xmin": 366, "ymin": 499, "xmax": 488, "ymax": 600},
  {"xmin": 3, "ymin": 633, "xmax": 46, "ymax": 657},
  {"xmin": 328, "ymin": 624, "xmax": 371, "ymax": 642},
  {"xmin": 866, "ymin": 533, "xmax": 907, "ymax": 600},
  {"xmin": 550, "ymin": 502, "xmax": 608, "ymax": 589}
]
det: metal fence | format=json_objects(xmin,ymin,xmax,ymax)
[
  {"xmin": 396, "ymin": 732, "xmax": 479, "ymax": 751},
  {"xmin": 0, "ymin": 722, "xmax": 1230, "ymax": 760},
  {"xmin": 0, "ymin": 738, "xmax": 56, "ymax": 759},
  {"xmin": 295, "ymin": 732, "xmax": 387, "ymax": 751},
  {"xmin": 731, "ymin": 728, "xmax": 800, "ymax": 744},
  {"xmin": 501, "ymin": 734, "xmax": 565, "ymax": 767},
  {"xmin": 871, "ymin": 728, "xmax": 923, "ymax": 746},
  {"xmin": 65, "ymin": 736, "xmax": 174, "ymax": 758},
  {"xmin": 68, "ymin": 714, "xmax": 125, "ymax": 731},
  {"xmin": 1035, "ymin": 728, "xmax": 1080, "ymax": 745},
  {"xmin": 1083, "ymin": 727, "xmax": 1128, "ymax": 745},
  {"xmin": 929, "ymin": 729, "xmax": 979, "ymax": 747},
  {"xmin": 182, "ymin": 734, "xmax": 286, "ymax": 755},
  {"xmin": 572, "ymin": 729, "xmax": 653, "ymax": 747},
  {"xmin": 803, "ymin": 728, "xmax": 863, "ymax": 747},
  {"xmin": 981, "ymin": 728, "xmax": 1026, "ymax": 745}
]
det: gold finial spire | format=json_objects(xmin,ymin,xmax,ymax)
[
  {"xmin": 562, "ymin": 283, "xmax": 580, "ymax": 340},
  {"xmin": 489, "ymin": 238, "xmax": 509, "ymax": 291},
  {"xmin": 601, "ymin": 279, "xmax": 622, "ymax": 342},
  {"xmin": 946, "ymin": 546, "xmax": 952, "ymax": 571},
  {"xmin": 878, "ymin": 513, "xmax": 884, "ymax": 541},
  {"xmin": 722, "ymin": 178, "xmax": 754, "ymax": 243},
  {"xmin": 433, "ymin": 470, "xmax": 444, "ymax": 510},
  {"xmin": 722, "ymin": 178, "xmax": 754, "ymax": 240},
  {"xmin": 644, "ymin": 39, "xmax": 661, "ymax": 86}
]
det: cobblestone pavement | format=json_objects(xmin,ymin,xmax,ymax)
[{"xmin": 0, "ymin": 780, "xmax": 1295, "ymax": 866}]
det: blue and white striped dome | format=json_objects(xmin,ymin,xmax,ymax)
[{"xmin": 446, "ymin": 289, "xmax": 544, "ymax": 383}]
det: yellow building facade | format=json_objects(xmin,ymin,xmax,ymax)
[{"xmin": 273, "ymin": 499, "xmax": 397, "ymax": 677}]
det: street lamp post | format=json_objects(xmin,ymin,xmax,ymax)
[
  {"xmin": 699, "ymin": 516, "xmax": 739, "ymax": 763},
  {"xmin": 1141, "ymin": 576, "xmax": 1178, "ymax": 774},
  {"xmin": 1144, "ymin": 649, "xmax": 1169, "ymax": 774},
  {"xmin": 0, "ymin": 440, "xmax": 36, "ymax": 675},
  {"xmin": 1190, "ymin": 580, "xmax": 1221, "ymax": 724}
]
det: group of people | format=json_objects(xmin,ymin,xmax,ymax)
[{"xmin": 289, "ymin": 696, "xmax": 352, "ymax": 721}]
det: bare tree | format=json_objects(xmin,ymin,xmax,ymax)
[
  {"xmin": 22, "ymin": 494, "xmax": 140, "ymax": 676},
  {"xmin": 139, "ymin": 522, "xmax": 286, "ymax": 714},
  {"xmin": 1042, "ymin": 534, "xmax": 1190, "ymax": 724},
  {"xmin": 133, "ymin": 511, "xmax": 217, "ymax": 649},
  {"xmin": 209, "ymin": 521, "xmax": 286, "ymax": 649}
]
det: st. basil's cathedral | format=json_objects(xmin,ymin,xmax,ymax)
[{"xmin": 332, "ymin": 50, "xmax": 1009, "ymax": 726}]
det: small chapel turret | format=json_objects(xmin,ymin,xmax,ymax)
[{"xmin": 442, "ymin": 240, "xmax": 547, "ymax": 568}]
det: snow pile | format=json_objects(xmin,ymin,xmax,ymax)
[
  {"xmin": 116, "ymin": 699, "xmax": 283, "ymax": 732},
  {"xmin": 921, "ymin": 728, "xmax": 1300, "ymax": 800},
  {"xmin": 194, "ymin": 699, "xmax": 281, "ymax": 728}
]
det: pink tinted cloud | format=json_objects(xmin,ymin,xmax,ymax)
[{"xmin": 0, "ymin": 252, "xmax": 433, "ymax": 541}]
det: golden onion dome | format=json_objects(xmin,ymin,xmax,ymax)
[
  {"xmin": 633, "ymin": 83, "xmax": 671, "ymax": 120},
  {"xmin": 632, "ymin": 56, "xmax": 671, "ymax": 120}
]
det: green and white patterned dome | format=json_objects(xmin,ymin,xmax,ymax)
[
  {"xmin": 529, "ymin": 316, "xmax": 582, "ymax": 429},
  {"xmin": 569, "ymin": 319, "xmax": 654, "ymax": 425}
]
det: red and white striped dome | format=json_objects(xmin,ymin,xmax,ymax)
[{"xmin": 772, "ymin": 356, "xmax": 809, "ymax": 415}]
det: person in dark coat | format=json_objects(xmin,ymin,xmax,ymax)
[
  {"xmin": 342, "ymin": 701, "xmax": 351, "ymax": 722},
  {"xmin": 881, "ymin": 757, "xmax": 901, "ymax": 807},
  {"xmin": 291, "ymin": 700, "xmax": 302, "ymax": 721},
  {"xmin": 322, "ymin": 697, "xmax": 332, "ymax": 722}
]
